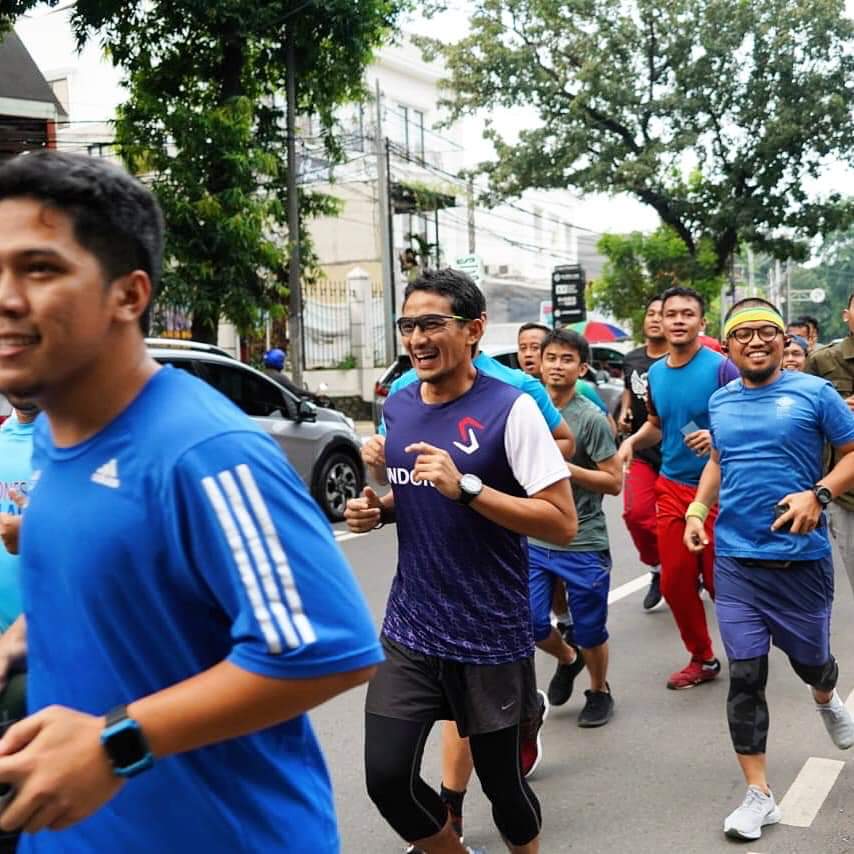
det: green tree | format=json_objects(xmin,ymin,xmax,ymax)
[
  {"xmin": 424, "ymin": 0, "xmax": 854, "ymax": 274},
  {"xmin": 788, "ymin": 229, "xmax": 854, "ymax": 342},
  {"xmin": 1, "ymin": 1, "xmax": 405, "ymax": 342},
  {"xmin": 594, "ymin": 225, "xmax": 723, "ymax": 338}
]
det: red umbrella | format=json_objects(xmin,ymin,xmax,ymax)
[{"xmin": 568, "ymin": 320, "xmax": 630, "ymax": 343}]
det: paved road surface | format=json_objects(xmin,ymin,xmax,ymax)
[{"xmin": 313, "ymin": 497, "xmax": 854, "ymax": 853}]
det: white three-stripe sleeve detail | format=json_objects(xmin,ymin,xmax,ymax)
[
  {"xmin": 217, "ymin": 470, "xmax": 301, "ymax": 650},
  {"xmin": 201, "ymin": 476, "xmax": 285, "ymax": 654},
  {"xmin": 236, "ymin": 463, "xmax": 317, "ymax": 645}
]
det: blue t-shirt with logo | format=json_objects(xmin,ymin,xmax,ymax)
[
  {"xmin": 382, "ymin": 371, "xmax": 568, "ymax": 665},
  {"xmin": 648, "ymin": 347, "xmax": 737, "ymax": 486},
  {"xmin": 20, "ymin": 367, "xmax": 382, "ymax": 854},
  {"xmin": 0, "ymin": 414, "xmax": 34, "ymax": 630},
  {"xmin": 710, "ymin": 371, "xmax": 854, "ymax": 560},
  {"xmin": 379, "ymin": 350, "xmax": 562, "ymax": 434}
]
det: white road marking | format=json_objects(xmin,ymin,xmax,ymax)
[
  {"xmin": 778, "ymin": 757, "xmax": 844, "ymax": 828},
  {"xmin": 845, "ymin": 687, "xmax": 854, "ymax": 714},
  {"xmin": 334, "ymin": 531, "xmax": 365, "ymax": 543},
  {"xmin": 608, "ymin": 572, "xmax": 650, "ymax": 604}
]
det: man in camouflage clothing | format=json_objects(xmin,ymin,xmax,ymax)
[{"xmin": 807, "ymin": 294, "xmax": 854, "ymax": 592}]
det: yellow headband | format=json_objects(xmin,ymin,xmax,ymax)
[{"xmin": 723, "ymin": 307, "xmax": 785, "ymax": 339}]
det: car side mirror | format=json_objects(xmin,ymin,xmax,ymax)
[{"xmin": 296, "ymin": 399, "xmax": 317, "ymax": 423}]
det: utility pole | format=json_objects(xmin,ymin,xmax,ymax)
[
  {"xmin": 374, "ymin": 80, "xmax": 395, "ymax": 363},
  {"xmin": 467, "ymin": 177, "xmax": 476, "ymax": 254},
  {"xmin": 285, "ymin": 18, "xmax": 303, "ymax": 387},
  {"xmin": 785, "ymin": 259, "xmax": 792, "ymax": 324},
  {"xmin": 747, "ymin": 246, "xmax": 755, "ymax": 297}
]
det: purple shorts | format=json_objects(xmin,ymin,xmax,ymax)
[{"xmin": 714, "ymin": 554, "xmax": 834, "ymax": 665}]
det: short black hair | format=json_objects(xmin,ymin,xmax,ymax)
[
  {"xmin": 801, "ymin": 314, "xmax": 819, "ymax": 334},
  {"xmin": 403, "ymin": 268, "xmax": 486, "ymax": 320},
  {"xmin": 644, "ymin": 294, "xmax": 663, "ymax": 311},
  {"xmin": 661, "ymin": 285, "xmax": 705, "ymax": 316},
  {"xmin": 518, "ymin": 322, "xmax": 550, "ymax": 337},
  {"xmin": 787, "ymin": 319, "xmax": 809, "ymax": 332},
  {"xmin": 0, "ymin": 151, "xmax": 165, "ymax": 332},
  {"xmin": 541, "ymin": 327, "xmax": 590, "ymax": 364},
  {"xmin": 725, "ymin": 296, "xmax": 782, "ymax": 320}
]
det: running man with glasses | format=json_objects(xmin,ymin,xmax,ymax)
[
  {"xmin": 350, "ymin": 268, "xmax": 576, "ymax": 854},
  {"xmin": 684, "ymin": 298, "xmax": 854, "ymax": 842}
]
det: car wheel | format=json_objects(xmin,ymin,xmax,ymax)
[{"xmin": 314, "ymin": 452, "xmax": 363, "ymax": 522}]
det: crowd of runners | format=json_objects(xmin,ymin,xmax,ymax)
[{"xmin": 0, "ymin": 150, "xmax": 850, "ymax": 853}]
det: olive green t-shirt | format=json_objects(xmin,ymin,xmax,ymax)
[{"xmin": 530, "ymin": 394, "xmax": 617, "ymax": 552}]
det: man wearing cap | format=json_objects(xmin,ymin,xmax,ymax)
[{"xmin": 685, "ymin": 297, "xmax": 854, "ymax": 842}]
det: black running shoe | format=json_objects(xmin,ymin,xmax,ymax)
[
  {"xmin": 577, "ymin": 684, "xmax": 615, "ymax": 728},
  {"xmin": 643, "ymin": 572, "xmax": 662, "ymax": 610},
  {"xmin": 547, "ymin": 647, "xmax": 585, "ymax": 707}
]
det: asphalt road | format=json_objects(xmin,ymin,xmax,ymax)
[{"xmin": 313, "ymin": 497, "xmax": 854, "ymax": 854}]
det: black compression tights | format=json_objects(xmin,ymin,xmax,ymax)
[{"xmin": 365, "ymin": 713, "xmax": 542, "ymax": 846}]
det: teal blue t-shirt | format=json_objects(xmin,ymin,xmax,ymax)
[{"xmin": 0, "ymin": 413, "xmax": 34, "ymax": 630}]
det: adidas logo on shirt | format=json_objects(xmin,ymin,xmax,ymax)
[{"xmin": 91, "ymin": 458, "xmax": 120, "ymax": 489}]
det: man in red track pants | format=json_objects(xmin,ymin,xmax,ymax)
[{"xmin": 618, "ymin": 286, "xmax": 738, "ymax": 689}]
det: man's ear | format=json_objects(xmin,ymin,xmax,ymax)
[{"xmin": 111, "ymin": 270, "xmax": 152, "ymax": 325}]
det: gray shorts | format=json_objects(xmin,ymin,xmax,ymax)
[{"xmin": 365, "ymin": 635, "xmax": 538, "ymax": 738}]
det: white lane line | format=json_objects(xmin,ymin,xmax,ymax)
[
  {"xmin": 334, "ymin": 531, "xmax": 366, "ymax": 543},
  {"xmin": 778, "ymin": 756, "xmax": 844, "ymax": 827},
  {"xmin": 845, "ymin": 688, "xmax": 854, "ymax": 714},
  {"xmin": 608, "ymin": 572, "xmax": 649, "ymax": 604}
]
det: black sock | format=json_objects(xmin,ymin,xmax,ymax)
[{"xmin": 440, "ymin": 783, "xmax": 465, "ymax": 816}]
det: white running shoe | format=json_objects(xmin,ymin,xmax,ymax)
[
  {"xmin": 723, "ymin": 786, "xmax": 782, "ymax": 841},
  {"xmin": 815, "ymin": 689, "xmax": 854, "ymax": 749}
]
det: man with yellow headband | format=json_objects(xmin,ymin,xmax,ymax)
[{"xmin": 684, "ymin": 297, "xmax": 854, "ymax": 843}]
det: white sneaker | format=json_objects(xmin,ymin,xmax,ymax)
[
  {"xmin": 815, "ymin": 689, "xmax": 854, "ymax": 749},
  {"xmin": 723, "ymin": 786, "xmax": 782, "ymax": 840}
]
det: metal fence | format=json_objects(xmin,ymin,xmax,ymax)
[{"xmin": 302, "ymin": 279, "xmax": 388, "ymax": 370}]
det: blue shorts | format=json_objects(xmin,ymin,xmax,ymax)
[
  {"xmin": 529, "ymin": 546, "xmax": 610, "ymax": 649},
  {"xmin": 714, "ymin": 555, "xmax": 834, "ymax": 665}
]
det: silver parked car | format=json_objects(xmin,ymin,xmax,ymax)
[{"xmin": 147, "ymin": 339, "xmax": 365, "ymax": 522}]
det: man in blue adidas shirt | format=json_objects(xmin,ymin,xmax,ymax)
[
  {"xmin": 0, "ymin": 151, "xmax": 382, "ymax": 852},
  {"xmin": 684, "ymin": 298, "xmax": 854, "ymax": 841},
  {"xmin": 348, "ymin": 268, "xmax": 575, "ymax": 854}
]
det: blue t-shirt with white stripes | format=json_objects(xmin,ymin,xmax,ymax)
[{"xmin": 20, "ymin": 367, "xmax": 382, "ymax": 854}]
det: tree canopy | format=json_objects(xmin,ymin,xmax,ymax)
[
  {"xmin": 594, "ymin": 225, "xmax": 723, "ymax": 338},
  {"xmin": 425, "ymin": 0, "xmax": 854, "ymax": 274},
  {"xmin": 1, "ymin": 0, "xmax": 406, "ymax": 342}
]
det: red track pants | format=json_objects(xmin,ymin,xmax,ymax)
[
  {"xmin": 622, "ymin": 458, "xmax": 660, "ymax": 568},
  {"xmin": 655, "ymin": 476, "xmax": 718, "ymax": 662}
]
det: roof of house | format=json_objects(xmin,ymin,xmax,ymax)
[{"xmin": 0, "ymin": 30, "xmax": 67, "ymax": 118}]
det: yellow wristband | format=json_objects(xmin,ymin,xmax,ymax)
[{"xmin": 685, "ymin": 501, "xmax": 709, "ymax": 523}]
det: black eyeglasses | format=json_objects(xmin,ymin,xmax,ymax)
[
  {"xmin": 395, "ymin": 314, "xmax": 472, "ymax": 336},
  {"xmin": 728, "ymin": 325, "xmax": 782, "ymax": 345}
]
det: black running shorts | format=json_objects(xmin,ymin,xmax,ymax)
[{"xmin": 366, "ymin": 634, "xmax": 538, "ymax": 737}]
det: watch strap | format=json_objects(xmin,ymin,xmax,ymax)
[{"xmin": 105, "ymin": 704, "xmax": 129, "ymax": 727}]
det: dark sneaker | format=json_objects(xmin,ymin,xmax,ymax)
[
  {"xmin": 643, "ymin": 572, "xmax": 661, "ymax": 610},
  {"xmin": 577, "ymin": 684, "xmax": 615, "ymax": 728},
  {"xmin": 519, "ymin": 689, "xmax": 549, "ymax": 778},
  {"xmin": 547, "ymin": 647, "xmax": 585, "ymax": 707},
  {"xmin": 666, "ymin": 657, "xmax": 721, "ymax": 690}
]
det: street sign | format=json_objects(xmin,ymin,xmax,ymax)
[
  {"xmin": 790, "ymin": 287, "xmax": 826, "ymax": 304},
  {"xmin": 789, "ymin": 290, "xmax": 813, "ymax": 302},
  {"xmin": 810, "ymin": 287, "xmax": 826, "ymax": 304},
  {"xmin": 452, "ymin": 254, "xmax": 484, "ymax": 289},
  {"xmin": 551, "ymin": 265, "xmax": 586, "ymax": 326}
]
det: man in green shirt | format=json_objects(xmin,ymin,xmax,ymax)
[
  {"xmin": 529, "ymin": 328, "xmax": 623, "ymax": 727},
  {"xmin": 807, "ymin": 293, "xmax": 854, "ymax": 592}
]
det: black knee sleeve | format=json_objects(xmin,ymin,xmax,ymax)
[
  {"xmin": 790, "ymin": 655, "xmax": 839, "ymax": 693},
  {"xmin": 364, "ymin": 714, "xmax": 447, "ymax": 842},
  {"xmin": 727, "ymin": 656, "xmax": 770, "ymax": 755}
]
